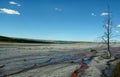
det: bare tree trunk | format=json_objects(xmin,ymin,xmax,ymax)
[
  {"xmin": 102, "ymin": 5, "xmax": 112, "ymax": 57},
  {"xmin": 107, "ymin": 5, "xmax": 111, "ymax": 57}
]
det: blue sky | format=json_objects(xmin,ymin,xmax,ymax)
[{"xmin": 0, "ymin": 0, "xmax": 120, "ymax": 41}]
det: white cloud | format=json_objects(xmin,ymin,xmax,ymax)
[
  {"xmin": 54, "ymin": 8, "xmax": 62, "ymax": 12},
  {"xmin": 105, "ymin": 24, "xmax": 111, "ymax": 27},
  {"xmin": 101, "ymin": 12, "xmax": 109, "ymax": 16},
  {"xmin": 91, "ymin": 13, "xmax": 96, "ymax": 16},
  {"xmin": 9, "ymin": 1, "xmax": 21, "ymax": 6},
  {"xmin": 117, "ymin": 24, "xmax": 120, "ymax": 28},
  {"xmin": 0, "ymin": 8, "xmax": 20, "ymax": 15},
  {"xmin": 115, "ymin": 30, "xmax": 119, "ymax": 33}
]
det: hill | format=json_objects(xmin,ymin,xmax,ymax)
[{"xmin": 0, "ymin": 35, "xmax": 86, "ymax": 44}]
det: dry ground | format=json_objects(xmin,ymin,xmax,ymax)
[{"xmin": 0, "ymin": 43, "xmax": 120, "ymax": 77}]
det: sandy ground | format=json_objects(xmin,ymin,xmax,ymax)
[{"xmin": 0, "ymin": 43, "xmax": 120, "ymax": 77}]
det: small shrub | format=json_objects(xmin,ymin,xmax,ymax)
[
  {"xmin": 111, "ymin": 62, "xmax": 120, "ymax": 77},
  {"xmin": 102, "ymin": 55, "xmax": 111, "ymax": 59}
]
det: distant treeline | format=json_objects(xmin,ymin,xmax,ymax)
[
  {"xmin": 0, "ymin": 36, "xmax": 86, "ymax": 44},
  {"xmin": 0, "ymin": 36, "xmax": 53, "ymax": 43}
]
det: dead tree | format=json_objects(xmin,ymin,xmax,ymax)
[{"xmin": 102, "ymin": 5, "xmax": 112, "ymax": 57}]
